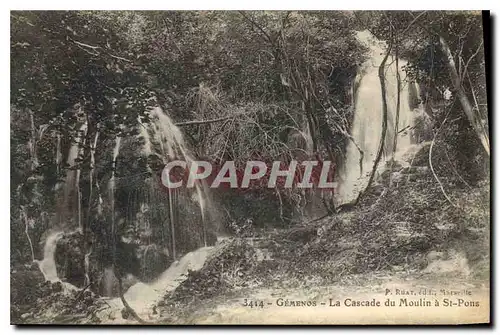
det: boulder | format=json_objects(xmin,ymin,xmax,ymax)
[
  {"xmin": 54, "ymin": 231, "xmax": 86, "ymax": 287},
  {"xmin": 121, "ymin": 308, "xmax": 130, "ymax": 320},
  {"xmin": 51, "ymin": 281, "xmax": 63, "ymax": 293},
  {"xmin": 54, "ymin": 231, "xmax": 142, "ymax": 294}
]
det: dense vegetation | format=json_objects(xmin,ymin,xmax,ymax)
[{"xmin": 11, "ymin": 11, "xmax": 489, "ymax": 324}]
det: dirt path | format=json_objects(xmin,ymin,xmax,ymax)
[{"xmin": 177, "ymin": 275, "xmax": 489, "ymax": 325}]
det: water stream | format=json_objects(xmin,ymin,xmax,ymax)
[
  {"xmin": 98, "ymin": 246, "xmax": 215, "ymax": 323},
  {"xmin": 63, "ymin": 122, "xmax": 88, "ymax": 230},
  {"xmin": 36, "ymin": 232, "xmax": 78, "ymax": 292},
  {"xmin": 337, "ymin": 31, "xmax": 420, "ymax": 203},
  {"xmin": 142, "ymin": 107, "xmax": 212, "ymax": 250}
]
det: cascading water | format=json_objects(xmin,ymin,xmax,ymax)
[
  {"xmin": 98, "ymin": 246, "xmax": 215, "ymax": 323},
  {"xmin": 94, "ymin": 106, "xmax": 218, "ymax": 322},
  {"xmin": 63, "ymin": 122, "xmax": 88, "ymax": 229},
  {"xmin": 37, "ymin": 232, "xmax": 64, "ymax": 282},
  {"xmin": 141, "ymin": 107, "xmax": 213, "ymax": 251},
  {"xmin": 337, "ymin": 31, "xmax": 420, "ymax": 203},
  {"xmin": 99, "ymin": 135, "xmax": 122, "ymax": 293},
  {"xmin": 36, "ymin": 232, "xmax": 78, "ymax": 292},
  {"xmin": 56, "ymin": 132, "xmax": 62, "ymax": 175},
  {"xmin": 39, "ymin": 105, "xmax": 218, "ymax": 321}
]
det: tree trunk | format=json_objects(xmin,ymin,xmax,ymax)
[
  {"xmin": 390, "ymin": 38, "xmax": 402, "ymax": 187},
  {"xmin": 438, "ymin": 35, "xmax": 490, "ymax": 156},
  {"xmin": 87, "ymin": 131, "xmax": 100, "ymax": 221},
  {"xmin": 168, "ymin": 187, "xmax": 177, "ymax": 261},
  {"xmin": 354, "ymin": 40, "xmax": 392, "ymax": 205},
  {"xmin": 28, "ymin": 109, "xmax": 39, "ymax": 171}
]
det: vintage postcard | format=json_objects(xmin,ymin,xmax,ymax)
[{"xmin": 10, "ymin": 10, "xmax": 490, "ymax": 325}]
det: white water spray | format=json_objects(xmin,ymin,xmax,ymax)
[
  {"xmin": 337, "ymin": 31, "xmax": 419, "ymax": 202},
  {"xmin": 37, "ymin": 232, "xmax": 63, "ymax": 282},
  {"xmin": 140, "ymin": 107, "xmax": 211, "ymax": 248},
  {"xmin": 93, "ymin": 107, "xmax": 217, "ymax": 322},
  {"xmin": 64, "ymin": 122, "xmax": 88, "ymax": 230},
  {"xmin": 36, "ymin": 232, "xmax": 78, "ymax": 292},
  {"xmin": 98, "ymin": 246, "xmax": 215, "ymax": 323}
]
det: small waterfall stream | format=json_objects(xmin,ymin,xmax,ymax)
[
  {"xmin": 337, "ymin": 31, "xmax": 420, "ymax": 203},
  {"xmin": 36, "ymin": 232, "xmax": 78, "ymax": 292},
  {"xmin": 34, "ymin": 105, "xmax": 219, "ymax": 322},
  {"xmin": 63, "ymin": 122, "xmax": 88, "ymax": 229},
  {"xmin": 98, "ymin": 246, "xmax": 215, "ymax": 323},
  {"xmin": 142, "ymin": 107, "xmax": 212, "ymax": 250},
  {"xmin": 92, "ymin": 107, "xmax": 217, "ymax": 321},
  {"xmin": 37, "ymin": 232, "xmax": 63, "ymax": 282}
]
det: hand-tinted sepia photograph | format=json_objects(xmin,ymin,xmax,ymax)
[{"xmin": 10, "ymin": 10, "xmax": 490, "ymax": 325}]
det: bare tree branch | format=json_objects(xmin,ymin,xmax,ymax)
[
  {"xmin": 175, "ymin": 115, "xmax": 234, "ymax": 127},
  {"xmin": 238, "ymin": 11, "xmax": 274, "ymax": 45},
  {"xmin": 429, "ymin": 116, "xmax": 457, "ymax": 208}
]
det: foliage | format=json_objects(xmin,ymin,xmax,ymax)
[{"xmin": 10, "ymin": 11, "xmax": 489, "ymax": 297}]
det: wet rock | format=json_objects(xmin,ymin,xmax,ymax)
[
  {"xmin": 51, "ymin": 281, "xmax": 63, "ymax": 293},
  {"xmin": 84, "ymin": 296, "xmax": 94, "ymax": 306},
  {"xmin": 121, "ymin": 308, "xmax": 130, "ymax": 319},
  {"xmin": 54, "ymin": 231, "xmax": 86, "ymax": 287}
]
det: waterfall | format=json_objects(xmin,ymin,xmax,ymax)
[
  {"xmin": 140, "ymin": 107, "xmax": 212, "ymax": 251},
  {"xmin": 37, "ymin": 232, "xmax": 63, "ymax": 282},
  {"xmin": 35, "ymin": 232, "xmax": 78, "ymax": 292},
  {"xmin": 337, "ymin": 31, "xmax": 418, "ymax": 203},
  {"xmin": 103, "ymin": 267, "xmax": 116, "ymax": 297},
  {"xmin": 63, "ymin": 122, "xmax": 88, "ymax": 229},
  {"xmin": 98, "ymin": 246, "xmax": 215, "ymax": 323},
  {"xmin": 40, "ymin": 106, "xmax": 218, "ymax": 316},
  {"xmin": 138, "ymin": 115, "xmax": 152, "ymax": 157},
  {"xmin": 55, "ymin": 132, "xmax": 61, "ymax": 175}
]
